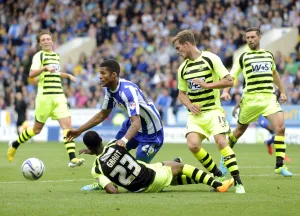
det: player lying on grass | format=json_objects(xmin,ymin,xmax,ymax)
[{"xmin": 81, "ymin": 131, "xmax": 234, "ymax": 194}]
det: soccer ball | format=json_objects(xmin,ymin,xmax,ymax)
[{"xmin": 21, "ymin": 158, "xmax": 45, "ymax": 181}]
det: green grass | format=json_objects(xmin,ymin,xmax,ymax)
[{"xmin": 1, "ymin": 142, "xmax": 299, "ymax": 216}]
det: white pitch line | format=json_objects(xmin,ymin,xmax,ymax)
[
  {"xmin": 0, "ymin": 174, "xmax": 299, "ymax": 184},
  {"xmin": 0, "ymin": 178, "xmax": 91, "ymax": 184}
]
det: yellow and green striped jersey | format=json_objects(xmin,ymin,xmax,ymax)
[
  {"xmin": 177, "ymin": 51, "xmax": 229, "ymax": 111},
  {"xmin": 30, "ymin": 50, "xmax": 63, "ymax": 95},
  {"xmin": 231, "ymin": 49, "xmax": 275, "ymax": 94}
]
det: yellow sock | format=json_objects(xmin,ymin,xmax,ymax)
[
  {"xmin": 193, "ymin": 148, "xmax": 218, "ymax": 174},
  {"xmin": 63, "ymin": 129, "xmax": 76, "ymax": 160},
  {"xmin": 220, "ymin": 146, "xmax": 239, "ymax": 176},
  {"xmin": 274, "ymin": 135, "xmax": 285, "ymax": 158},
  {"xmin": 15, "ymin": 127, "xmax": 35, "ymax": 146}
]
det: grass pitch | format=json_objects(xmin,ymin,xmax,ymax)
[{"xmin": 0, "ymin": 142, "xmax": 299, "ymax": 216}]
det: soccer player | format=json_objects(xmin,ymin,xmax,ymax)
[
  {"xmin": 14, "ymin": 92, "xmax": 28, "ymax": 135},
  {"xmin": 172, "ymin": 29, "xmax": 245, "ymax": 193},
  {"xmin": 7, "ymin": 29, "xmax": 85, "ymax": 167},
  {"xmin": 81, "ymin": 130, "xmax": 234, "ymax": 194},
  {"xmin": 220, "ymin": 27, "xmax": 292, "ymax": 177},
  {"xmin": 67, "ymin": 59, "xmax": 164, "ymax": 162}
]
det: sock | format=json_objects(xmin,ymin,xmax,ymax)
[
  {"xmin": 274, "ymin": 135, "xmax": 285, "ymax": 168},
  {"xmin": 12, "ymin": 127, "xmax": 35, "ymax": 149},
  {"xmin": 220, "ymin": 146, "xmax": 242, "ymax": 185},
  {"xmin": 193, "ymin": 148, "xmax": 222, "ymax": 177},
  {"xmin": 63, "ymin": 129, "xmax": 76, "ymax": 160},
  {"xmin": 174, "ymin": 175, "xmax": 197, "ymax": 185},
  {"xmin": 266, "ymin": 135, "xmax": 275, "ymax": 145},
  {"xmin": 228, "ymin": 132, "xmax": 238, "ymax": 148},
  {"xmin": 182, "ymin": 164, "xmax": 222, "ymax": 189}
]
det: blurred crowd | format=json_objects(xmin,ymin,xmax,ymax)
[{"xmin": 0, "ymin": 0, "xmax": 300, "ymax": 121}]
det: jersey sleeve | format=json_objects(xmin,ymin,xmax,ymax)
[
  {"xmin": 91, "ymin": 161, "xmax": 112, "ymax": 189},
  {"xmin": 177, "ymin": 61, "xmax": 188, "ymax": 92},
  {"xmin": 122, "ymin": 86, "xmax": 140, "ymax": 117},
  {"xmin": 102, "ymin": 90, "xmax": 115, "ymax": 110},
  {"xmin": 230, "ymin": 54, "xmax": 243, "ymax": 79},
  {"xmin": 30, "ymin": 52, "xmax": 42, "ymax": 71},
  {"xmin": 209, "ymin": 53, "xmax": 229, "ymax": 79}
]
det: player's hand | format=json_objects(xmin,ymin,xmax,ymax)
[
  {"xmin": 116, "ymin": 140, "xmax": 126, "ymax": 147},
  {"xmin": 221, "ymin": 92, "xmax": 231, "ymax": 101},
  {"xmin": 192, "ymin": 78, "xmax": 209, "ymax": 89},
  {"xmin": 44, "ymin": 66, "xmax": 55, "ymax": 73},
  {"xmin": 69, "ymin": 75, "xmax": 77, "ymax": 83},
  {"xmin": 280, "ymin": 93, "xmax": 287, "ymax": 103},
  {"xmin": 79, "ymin": 148, "xmax": 92, "ymax": 155},
  {"xmin": 232, "ymin": 108, "xmax": 238, "ymax": 118},
  {"xmin": 66, "ymin": 129, "xmax": 81, "ymax": 142},
  {"xmin": 188, "ymin": 104, "xmax": 201, "ymax": 115}
]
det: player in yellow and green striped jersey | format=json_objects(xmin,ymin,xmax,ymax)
[
  {"xmin": 220, "ymin": 27, "xmax": 292, "ymax": 177},
  {"xmin": 172, "ymin": 29, "xmax": 245, "ymax": 193},
  {"xmin": 7, "ymin": 29, "xmax": 85, "ymax": 168}
]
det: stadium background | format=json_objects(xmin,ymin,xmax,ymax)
[{"xmin": 0, "ymin": 0, "xmax": 300, "ymax": 143}]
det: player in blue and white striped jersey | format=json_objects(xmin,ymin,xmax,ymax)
[{"xmin": 67, "ymin": 59, "xmax": 164, "ymax": 163}]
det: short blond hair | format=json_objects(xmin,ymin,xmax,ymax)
[
  {"xmin": 36, "ymin": 29, "xmax": 52, "ymax": 43},
  {"xmin": 172, "ymin": 29, "xmax": 196, "ymax": 46}
]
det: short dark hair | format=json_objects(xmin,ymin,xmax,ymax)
[
  {"xmin": 245, "ymin": 27, "xmax": 261, "ymax": 36},
  {"xmin": 100, "ymin": 59, "xmax": 120, "ymax": 76},
  {"xmin": 83, "ymin": 131, "xmax": 102, "ymax": 149}
]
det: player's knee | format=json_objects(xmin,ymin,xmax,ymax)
[
  {"xmin": 33, "ymin": 128, "xmax": 42, "ymax": 135},
  {"xmin": 187, "ymin": 142, "xmax": 200, "ymax": 153},
  {"xmin": 275, "ymin": 124, "xmax": 285, "ymax": 135}
]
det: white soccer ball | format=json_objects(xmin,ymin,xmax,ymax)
[{"xmin": 21, "ymin": 158, "xmax": 45, "ymax": 181}]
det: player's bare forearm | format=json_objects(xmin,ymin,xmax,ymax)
[
  {"xmin": 104, "ymin": 183, "xmax": 119, "ymax": 194},
  {"xmin": 59, "ymin": 72, "xmax": 69, "ymax": 79},
  {"xmin": 205, "ymin": 75, "xmax": 234, "ymax": 89},
  {"xmin": 78, "ymin": 109, "xmax": 111, "ymax": 133},
  {"xmin": 178, "ymin": 90, "xmax": 193, "ymax": 108},
  {"xmin": 29, "ymin": 68, "xmax": 46, "ymax": 78},
  {"xmin": 273, "ymin": 70, "xmax": 286, "ymax": 94},
  {"xmin": 123, "ymin": 115, "xmax": 141, "ymax": 141}
]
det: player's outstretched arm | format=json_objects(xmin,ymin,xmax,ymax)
[
  {"xmin": 60, "ymin": 72, "xmax": 76, "ymax": 83},
  {"xmin": 66, "ymin": 109, "xmax": 112, "ymax": 141}
]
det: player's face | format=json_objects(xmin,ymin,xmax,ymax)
[
  {"xmin": 245, "ymin": 31, "xmax": 260, "ymax": 50},
  {"xmin": 39, "ymin": 34, "xmax": 53, "ymax": 51},
  {"xmin": 99, "ymin": 67, "xmax": 116, "ymax": 88},
  {"xmin": 174, "ymin": 40, "xmax": 189, "ymax": 59}
]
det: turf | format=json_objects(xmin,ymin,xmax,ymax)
[{"xmin": 1, "ymin": 142, "xmax": 299, "ymax": 216}]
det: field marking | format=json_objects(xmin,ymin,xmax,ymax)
[{"xmin": 0, "ymin": 174, "xmax": 299, "ymax": 184}]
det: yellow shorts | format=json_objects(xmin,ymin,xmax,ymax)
[
  {"xmin": 186, "ymin": 108, "xmax": 230, "ymax": 139},
  {"xmin": 144, "ymin": 162, "xmax": 173, "ymax": 193},
  {"xmin": 35, "ymin": 94, "xmax": 70, "ymax": 123},
  {"xmin": 238, "ymin": 93, "xmax": 282, "ymax": 125}
]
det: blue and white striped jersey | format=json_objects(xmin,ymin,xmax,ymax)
[{"xmin": 102, "ymin": 79, "xmax": 163, "ymax": 134}]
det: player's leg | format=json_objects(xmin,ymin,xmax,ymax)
[
  {"xmin": 186, "ymin": 114, "xmax": 224, "ymax": 178},
  {"xmin": 135, "ymin": 129, "xmax": 164, "ymax": 163},
  {"xmin": 53, "ymin": 94, "xmax": 84, "ymax": 167},
  {"xmin": 214, "ymin": 133, "xmax": 245, "ymax": 193},
  {"xmin": 265, "ymin": 112, "xmax": 292, "ymax": 177},
  {"xmin": 57, "ymin": 116, "xmax": 85, "ymax": 167},
  {"xmin": 163, "ymin": 161, "xmax": 234, "ymax": 192},
  {"xmin": 187, "ymin": 132, "xmax": 224, "ymax": 178},
  {"xmin": 7, "ymin": 97, "xmax": 47, "ymax": 162}
]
